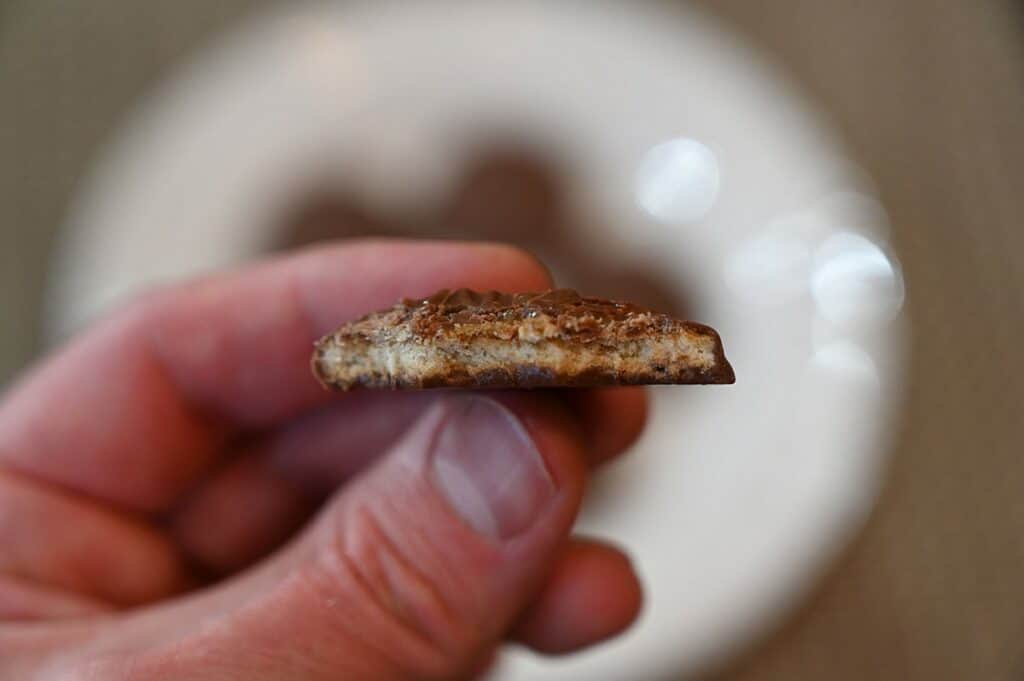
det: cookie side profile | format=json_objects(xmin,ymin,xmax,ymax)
[{"xmin": 312, "ymin": 289, "xmax": 735, "ymax": 390}]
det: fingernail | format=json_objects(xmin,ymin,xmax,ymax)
[{"xmin": 431, "ymin": 397, "xmax": 555, "ymax": 540}]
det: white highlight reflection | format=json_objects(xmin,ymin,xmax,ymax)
[
  {"xmin": 811, "ymin": 232, "xmax": 904, "ymax": 328},
  {"xmin": 635, "ymin": 137, "xmax": 720, "ymax": 224}
]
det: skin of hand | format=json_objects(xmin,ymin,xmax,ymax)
[{"xmin": 0, "ymin": 241, "xmax": 646, "ymax": 680}]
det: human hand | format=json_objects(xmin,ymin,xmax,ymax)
[{"xmin": 0, "ymin": 241, "xmax": 645, "ymax": 679}]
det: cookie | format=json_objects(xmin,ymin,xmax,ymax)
[{"xmin": 312, "ymin": 288, "xmax": 735, "ymax": 390}]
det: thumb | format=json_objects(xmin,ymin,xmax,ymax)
[{"xmin": 209, "ymin": 394, "xmax": 587, "ymax": 680}]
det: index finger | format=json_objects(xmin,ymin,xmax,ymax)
[{"xmin": 0, "ymin": 240, "xmax": 551, "ymax": 511}]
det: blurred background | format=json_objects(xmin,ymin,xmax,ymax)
[{"xmin": 1, "ymin": 1, "xmax": 1022, "ymax": 680}]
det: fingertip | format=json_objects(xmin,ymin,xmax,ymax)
[
  {"xmin": 512, "ymin": 538, "xmax": 643, "ymax": 655},
  {"xmin": 567, "ymin": 387, "xmax": 649, "ymax": 466},
  {"xmin": 297, "ymin": 240, "xmax": 553, "ymax": 334},
  {"xmin": 468, "ymin": 241, "xmax": 553, "ymax": 292}
]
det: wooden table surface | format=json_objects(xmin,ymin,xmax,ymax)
[{"xmin": 1, "ymin": 2, "xmax": 1022, "ymax": 679}]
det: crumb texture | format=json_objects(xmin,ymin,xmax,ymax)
[{"xmin": 313, "ymin": 288, "xmax": 734, "ymax": 390}]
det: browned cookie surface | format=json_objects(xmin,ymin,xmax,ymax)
[{"xmin": 312, "ymin": 288, "xmax": 734, "ymax": 390}]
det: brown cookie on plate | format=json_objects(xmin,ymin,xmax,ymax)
[{"xmin": 312, "ymin": 289, "xmax": 735, "ymax": 390}]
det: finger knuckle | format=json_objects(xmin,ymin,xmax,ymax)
[{"xmin": 313, "ymin": 503, "xmax": 480, "ymax": 679}]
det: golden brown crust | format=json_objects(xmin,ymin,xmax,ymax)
[{"xmin": 312, "ymin": 288, "xmax": 735, "ymax": 390}]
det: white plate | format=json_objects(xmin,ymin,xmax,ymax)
[{"xmin": 47, "ymin": 2, "xmax": 907, "ymax": 678}]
